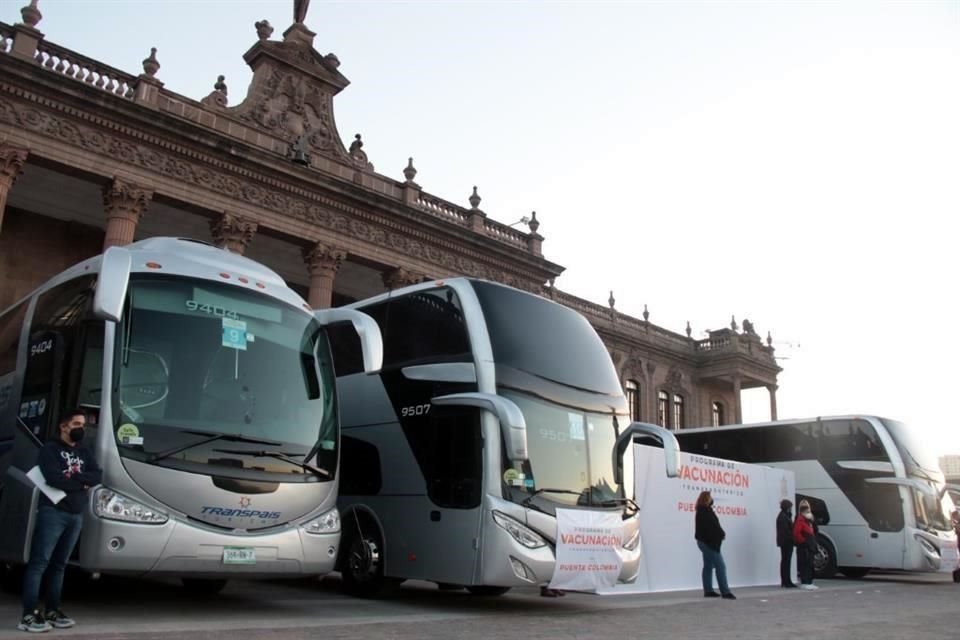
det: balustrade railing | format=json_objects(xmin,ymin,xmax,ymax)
[
  {"xmin": 416, "ymin": 193, "xmax": 469, "ymax": 225},
  {"xmin": 34, "ymin": 39, "xmax": 137, "ymax": 99},
  {"xmin": 0, "ymin": 23, "xmax": 13, "ymax": 54},
  {"xmin": 483, "ymin": 218, "xmax": 528, "ymax": 249}
]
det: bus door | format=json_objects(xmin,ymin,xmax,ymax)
[{"xmin": 389, "ymin": 400, "xmax": 485, "ymax": 585}]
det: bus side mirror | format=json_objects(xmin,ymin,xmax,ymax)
[
  {"xmin": 431, "ymin": 392, "xmax": 527, "ymax": 462},
  {"xmin": 314, "ymin": 308, "xmax": 383, "ymax": 373},
  {"xmin": 613, "ymin": 421, "xmax": 681, "ymax": 483},
  {"xmin": 93, "ymin": 246, "xmax": 132, "ymax": 323}
]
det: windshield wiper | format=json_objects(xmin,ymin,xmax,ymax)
[
  {"xmin": 597, "ymin": 497, "xmax": 640, "ymax": 512},
  {"xmin": 148, "ymin": 430, "xmax": 282, "ymax": 463},
  {"xmin": 212, "ymin": 448, "xmax": 331, "ymax": 479},
  {"xmin": 522, "ymin": 487, "xmax": 584, "ymax": 508}
]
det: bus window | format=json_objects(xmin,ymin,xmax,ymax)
[
  {"xmin": 819, "ymin": 419, "xmax": 886, "ymax": 461},
  {"xmin": 0, "ymin": 300, "xmax": 29, "ymax": 437},
  {"xmin": 402, "ymin": 406, "xmax": 482, "ymax": 509}
]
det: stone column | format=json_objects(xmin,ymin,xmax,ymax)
[
  {"xmin": 0, "ymin": 144, "xmax": 29, "ymax": 232},
  {"xmin": 732, "ymin": 374, "xmax": 743, "ymax": 424},
  {"xmin": 102, "ymin": 178, "xmax": 152, "ymax": 249},
  {"xmin": 303, "ymin": 242, "xmax": 347, "ymax": 310},
  {"xmin": 382, "ymin": 267, "xmax": 425, "ymax": 291},
  {"xmin": 768, "ymin": 384, "xmax": 779, "ymax": 421},
  {"xmin": 210, "ymin": 212, "xmax": 257, "ymax": 255}
]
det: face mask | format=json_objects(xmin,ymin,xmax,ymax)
[
  {"xmin": 803, "ymin": 511, "xmax": 813, "ymax": 520},
  {"xmin": 68, "ymin": 427, "xmax": 85, "ymax": 443}
]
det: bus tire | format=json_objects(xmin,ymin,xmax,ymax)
[
  {"xmin": 181, "ymin": 578, "xmax": 228, "ymax": 596},
  {"xmin": 339, "ymin": 518, "xmax": 399, "ymax": 598},
  {"xmin": 465, "ymin": 585, "xmax": 511, "ymax": 596},
  {"xmin": 813, "ymin": 535, "xmax": 837, "ymax": 579},
  {"xmin": 952, "ymin": 568, "xmax": 960, "ymax": 583},
  {"xmin": 839, "ymin": 567, "xmax": 870, "ymax": 579}
]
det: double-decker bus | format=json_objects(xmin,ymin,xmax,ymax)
[
  {"xmin": 329, "ymin": 278, "xmax": 679, "ymax": 596},
  {"xmin": 675, "ymin": 416, "xmax": 958, "ymax": 578},
  {"xmin": 0, "ymin": 237, "xmax": 381, "ymax": 593}
]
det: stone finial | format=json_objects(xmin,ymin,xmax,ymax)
[
  {"xmin": 142, "ymin": 47, "xmax": 160, "ymax": 77},
  {"xmin": 255, "ymin": 19, "xmax": 274, "ymax": 41},
  {"xmin": 349, "ymin": 133, "xmax": 363, "ymax": 155},
  {"xmin": 767, "ymin": 331, "xmax": 773, "ymax": 347},
  {"xmin": 324, "ymin": 53, "xmax": 341, "ymax": 69},
  {"xmin": 686, "ymin": 321, "xmax": 692, "ymax": 338},
  {"xmin": 643, "ymin": 304, "xmax": 649, "ymax": 322},
  {"xmin": 403, "ymin": 157, "xmax": 417, "ymax": 183},
  {"xmin": 201, "ymin": 75, "xmax": 229, "ymax": 108},
  {"xmin": 528, "ymin": 210, "xmax": 540, "ymax": 234},
  {"xmin": 469, "ymin": 186, "xmax": 481, "ymax": 210},
  {"xmin": 608, "ymin": 290, "xmax": 616, "ymax": 310},
  {"xmin": 214, "ymin": 75, "xmax": 228, "ymax": 95},
  {"xmin": 743, "ymin": 318, "xmax": 755, "ymax": 335},
  {"xmin": 20, "ymin": 0, "xmax": 42, "ymax": 28},
  {"xmin": 730, "ymin": 315, "xmax": 738, "ymax": 331}
]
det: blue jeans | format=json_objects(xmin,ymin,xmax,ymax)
[
  {"xmin": 21, "ymin": 506, "xmax": 83, "ymax": 615},
  {"xmin": 697, "ymin": 540, "xmax": 730, "ymax": 594}
]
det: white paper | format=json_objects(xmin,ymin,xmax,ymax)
[
  {"xmin": 549, "ymin": 508, "xmax": 625, "ymax": 592},
  {"xmin": 27, "ymin": 465, "xmax": 66, "ymax": 504}
]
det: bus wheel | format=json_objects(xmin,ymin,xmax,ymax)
[
  {"xmin": 181, "ymin": 578, "xmax": 228, "ymax": 596},
  {"xmin": 839, "ymin": 567, "xmax": 870, "ymax": 579},
  {"xmin": 340, "ymin": 521, "xmax": 399, "ymax": 598},
  {"xmin": 465, "ymin": 586, "xmax": 511, "ymax": 596},
  {"xmin": 813, "ymin": 535, "xmax": 837, "ymax": 579}
]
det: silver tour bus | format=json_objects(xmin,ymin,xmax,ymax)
[
  {"xmin": 675, "ymin": 416, "xmax": 959, "ymax": 578},
  {"xmin": 329, "ymin": 278, "xmax": 679, "ymax": 596},
  {"xmin": 0, "ymin": 237, "xmax": 382, "ymax": 593}
]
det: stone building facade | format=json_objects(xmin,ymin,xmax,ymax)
[{"xmin": 0, "ymin": 2, "xmax": 780, "ymax": 430}]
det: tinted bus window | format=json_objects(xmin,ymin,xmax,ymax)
[{"xmin": 472, "ymin": 281, "xmax": 621, "ymax": 395}]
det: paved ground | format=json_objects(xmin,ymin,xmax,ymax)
[{"xmin": 0, "ymin": 571, "xmax": 956, "ymax": 639}]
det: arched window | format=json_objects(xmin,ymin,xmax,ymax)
[
  {"xmin": 657, "ymin": 390, "xmax": 669, "ymax": 428},
  {"xmin": 673, "ymin": 393, "xmax": 685, "ymax": 430},
  {"xmin": 712, "ymin": 401, "xmax": 725, "ymax": 427},
  {"xmin": 625, "ymin": 379, "xmax": 640, "ymax": 422}
]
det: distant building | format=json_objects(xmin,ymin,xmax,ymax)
[
  {"xmin": 939, "ymin": 455, "xmax": 960, "ymax": 483},
  {"xmin": 0, "ymin": 2, "xmax": 780, "ymax": 429}
]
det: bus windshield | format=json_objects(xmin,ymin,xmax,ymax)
[
  {"xmin": 96, "ymin": 276, "xmax": 337, "ymax": 478},
  {"xmin": 912, "ymin": 483, "xmax": 953, "ymax": 532},
  {"xmin": 881, "ymin": 419, "xmax": 942, "ymax": 476},
  {"xmin": 501, "ymin": 391, "xmax": 623, "ymax": 509},
  {"xmin": 472, "ymin": 281, "xmax": 623, "ymax": 396}
]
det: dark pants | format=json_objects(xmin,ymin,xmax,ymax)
[
  {"xmin": 21, "ymin": 505, "xmax": 83, "ymax": 615},
  {"xmin": 796, "ymin": 544, "xmax": 815, "ymax": 585},
  {"xmin": 779, "ymin": 544, "xmax": 794, "ymax": 586},
  {"xmin": 697, "ymin": 541, "xmax": 730, "ymax": 594}
]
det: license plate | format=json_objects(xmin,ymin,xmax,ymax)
[{"xmin": 222, "ymin": 547, "xmax": 256, "ymax": 565}]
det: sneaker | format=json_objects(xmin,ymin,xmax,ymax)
[
  {"xmin": 44, "ymin": 610, "xmax": 75, "ymax": 629},
  {"xmin": 704, "ymin": 591, "xmax": 721, "ymax": 598},
  {"xmin": 721, "ymin": 592, "xmax": 737, "ymax": 600},
  {"xmin": 798, "ymin": 584, "xmax": 816, "ymax": 590},
  {"xmin": 16, "ymin": 610, "xmax": 51, "ymax": 633}
]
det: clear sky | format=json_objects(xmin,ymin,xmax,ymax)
[{"xmin": 11, "ymin": 1, "xmax": 960, "ymax": 453}]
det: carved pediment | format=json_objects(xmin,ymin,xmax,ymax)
[{"xmin": 232, "ymin": 23, "xmax": 351, "ymax": 162}]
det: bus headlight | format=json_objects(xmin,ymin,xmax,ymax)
[
  {"xmin": 623, "ymin": 528, "xmax": 641, "ymax": 551},
  {"xmin": 304, "ymin": 508, "xmax": 340, "ymax": 535},
  {"xmin": 94, "ymin": 488, "xmax": 168, "ymax": 524},
  {"xmin": 492, "ymin": 510, "xmax": 546, "ymax": 549}
]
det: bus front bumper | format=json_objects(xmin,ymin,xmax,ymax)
[{"xmin": 78, "ymin": 514, "xmax": 339, "ymax": 578}]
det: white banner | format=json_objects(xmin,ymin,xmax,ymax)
[
  {"xmin": 549, "ymin": 508, "xmax": 626, "ymax": 592},
  {"xmin": 600, "ymin": 445, "xmax": 795, "ymax": 595}
]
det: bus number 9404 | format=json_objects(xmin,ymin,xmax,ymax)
[{"xmin": 400, "ymin": 404, "xmax": 431, "ymax": 417}]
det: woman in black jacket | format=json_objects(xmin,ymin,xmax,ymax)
[{"xmin": 694, "ymin": 491, "xmax": 735, "ymax": 599}]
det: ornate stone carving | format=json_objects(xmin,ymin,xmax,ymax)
[
  {"xmin": 0, "ymin": 97, "xmax": 544, "ymax": 290},
  {"xmin": 348, "ymin": 134, "xmax": 373, "ymax": 171},
  {"xmin": 665, "ymin": 367, "xmax": 684, "ymax": 392},
  {"xmin": 255, "ymin": 20, "xmax": 274, "ymax": 41},
  {"xmin": 0, "ymin": 144, "xmax": 29, "ymax": 187},
  {"xmin": 234, "ymin": 68, "xmax": 345, "ymax": 160},
  {"xmin": 382, "ymin": 267, "xmax": 424, "ymax": 291},
  {"xmin": 102, "ymin": 177, "xmax": 152, "ymax": 248},
  {"xmin": 210, "ymin": 212, "xmax": 257, "ymax": 254},
  {"xmin": 294, "ymin": 0, "xmax": 311, "ymax": 24},
  {"xmin": 303, "ymin": 242, "xmax": 347, "ymax": 275}
]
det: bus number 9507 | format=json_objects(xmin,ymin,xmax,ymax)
[{"xmin": 400, "ymin": 404, "xmax": 431, "ymax": 417}]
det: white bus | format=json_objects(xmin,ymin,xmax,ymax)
[
  {"xmin": 0, "ymin": 237, "xmax": 381, "ymax": 593},
  {"xmin": 675, "ymin": 416, "xmax": 958, "ymax": 578},
  {"xmin": 329, "ymin": 278, "xmax": 679, "ymax": 596}
]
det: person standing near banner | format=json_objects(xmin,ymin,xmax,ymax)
[
  {"xmin": 694, "ymin": 490, "xmax": 736, "ymax": 600},
  {"xmin": 793, "ymin": 500, "xmax": 819, "ymax": 590},
  {"xmin": 776, "ymin": 499, "xmax": 797, "ymax": 588}
]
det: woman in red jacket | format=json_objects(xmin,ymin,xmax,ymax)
[{"xmin": 793, "ymin": 500, "xmax": 818, "ymax": 590}]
